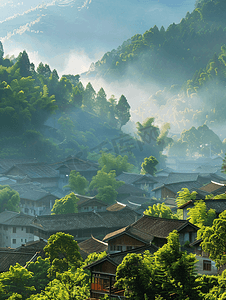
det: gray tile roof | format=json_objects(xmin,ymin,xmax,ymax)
[
  {"xmin": 132, "ymin": 215, "xmax": 199, "ymax": 239},
  {"xmin": 51, "ymin": 156, "xmax": 99, "ymax": 172},
  {"xmin": 0, "ymin": 211, "xmax": 19, "ymax": 223},
  {"xmin": 6, "ymin": 163, "xmax": 59, "ymax": 179},
  {"xmin": 179, "ymin": 199, "xmax": 226, "ymax": 215},
  {"xmin": 35, "ymin": 208, "xmax": 139, "ymax": 232},
  {"xmin": 116, "ymin": 172, "xmax": 157, "ymax": 185},
  {"xmin": 0, "ymin": 212, "xmax": 36, "ymax": 227},
  {"xmin": 78, "ymin": 236, "xmax": 108, "ymax": 257},
  {"xmin": 116, "ymin": 183, "xmax": 149, "ymax": 195}
]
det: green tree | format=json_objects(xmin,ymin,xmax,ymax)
[
  {"xmin": 115, "ymin": 252, "xmax": 155, "ymax": 300},
  {"xmin": 154, "ymin": 230, "xmax": 199, "ymax": 300},
  {"xmin": 115, "ymin": 95, "xmax": 130, "ymax": 128},
  {"xmin": 0, "ymin": 185, "xmax": 20, "ymax": 213},
  {"xmin": 144, "ymin": 203, "xmax": 178, "ymax": 219},
  {"xmin": 44, "ymin": 232, "xmax": 82, "ymax": 277},
  {"xmin": 28, "ymin": 268, "xmax": 89, "ymax": 300},
  {"xmin": 95, "ymin": 87, "xmax": 109, "ymax": 118},
  {"xmin": 26, "ymin": 257, "xmax": 51, "ymax": 293},
  {"xmin": 141, "ymin": 156, "xmax": 158, "ymax": 176},
  {"xmin": 51, "ymin": 193, "xmax": 79, "ymax": 215},
  {"xmin": 0, "ymin": 263, "xmax": 35, "ymax": 299},
  {"xmin": 83, "ymin": 82, "xmax": 96, "ymax": 112},
  {"xmin": 89, "ymin": 166, "xmax": 124, "ymax": 191},
  {"xmin": 187, "ymin": 200, "xmax": 216, "ymax": 227},
  {"xmin": 136, "ymin": 117, "xmax": 160, "ymax": 144},
  {"xmin": 199, "ymin": 210, "xmax": 226, "ymax": 267},
  {"xmin": 96, "ymin": 185, "xmax": 118, "ymax": 204},
  {"xmin": 176, "ymin": 188, "xmax": 197, "ymax": 207},
  {"xmin": 82, "ymin": 251, "xmax": 107, "ymax": 267},
  {"xmin": 98, "ymin": 152, "xmax": 133, "ymax": 176},
  {"xmin": 65, "ymin": 171, "xmax": 88, "ymax": 195}
]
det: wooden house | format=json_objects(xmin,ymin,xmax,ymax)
[
  {"xmin": 78, "ymin": 236, "xmax": 108, "ymax": 259},
  {"xmin": 84, "ymin": 244, "xmax": 157, "ymax": 299},
  {"xmin": 5, "ymin": 163, "xmax": 59, "ymax": 189},
  {"xmin": 103, "ymin": 214, "xmax": 199, "ymax": 250}
]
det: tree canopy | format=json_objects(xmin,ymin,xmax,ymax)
[
  {"xmin": 0, "ymin": 185, "xmax": 20, "ymax": 213},
  {"xmin": 141, "ymin": 156, "xmax": 159, "ymax": 176},
  {"xmin": 51, "ymin": 193, "xmax": 79, "ymax": 215},
  {"xmin": 144, "ymin": 203, "xmax": 178, "ymax": 219},
  {"xmin": 64, "ymin": 171, "xmax": 88, "ymax": 195}
]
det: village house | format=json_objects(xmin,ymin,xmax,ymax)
[
  {"xmin": 0, "ymin": 239, "xmax": 47, "ymax": 273},
  {"xmin": 75, "ymin": 194, "xmax": 108, "ymax": 213},
  {"xmin": 4, "ymin": 162, "xmax": 59, "ymax": 190},
  {"xmin": 103, "ymin": 214, "xmax": 198, "ymax": 251},
  {"xmin": 0, "ymin": 205, "xmax": 140, "ymax": 248},
  {"xmin": 84, "ymin": 244, "xmax": 158, "ymax": 299},
  {"xmin": 78, "ymin": 235, "xmax": 108, "ymax": 260},
  {"xmin": 51, "ymin": 156, "xmax": 99, "ymax": 189},
  {"xmin": 116, "ymin": 172, "xmax": 158, "ymax": 196},
  {"xmin": 178, "ymin": 199, "xmax": 226, "ymax": 220}
]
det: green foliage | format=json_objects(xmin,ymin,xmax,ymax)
[
  {"xmin": 0, "ymin": 185, "xmax": 20, "ymax": 213},
  {"xmin": 141, "ymin": 156, "xmax": 159, "ymax": 176},
  {"xmin": 169, "ymin": 125, "xmax": 223, "ymax": 157},
  {"xmin": 44, "ymin": 232, "xmax": 82, "ymax": 277},
  {"xmin": 82, "ymin": 251, "xmax": 108, "ymax": 267},
  {"xmin": 144, "ymin": 203, "xmax": 178, "ymax": 219},
  {"xmin": 26, "ymin": 257, "xmax": 51, "ymax": 293},
  {"xmin": 116, "ymin": 252, "xmax": 154, "ymax": 300},
  {"xmin": 199, "ymin": 210, "xmax": 226, "ymax": 267},
  {"xmin": 176, "ymin": 188, "xmax": 197, "ymax": 207},
  {"xmin": 51, "ymin": 193, "xmax": 79, "ymax": 215},
  {"xmin": 115, "ymin": 95, "xmax": 130, "ymax": 128},
  {"xmin": 98, "ymin": 152, "xmax": 133, "ymax": 176},
  {"xmin": 116, "ymin": 231, "xmax": 199, "ymax": 300},
  {"xmin": 96, "ymin": 185, "xmax": 118, "ymax": 204},
  {"xmin": 64, "ymin": 171, "xmax": 88, "ymax": 195},
  {"xmin": 187, "ymin": 200, "xmax": 216, "ymax": 227},
  {"xmin": 28, "ymin": 268, "xmax": 89, "ymax": 300},
  {"xmin": 0, "ymin": 263, "xmax": 35, "ymax": 299},
  {"xmin": 89, "ymin": 166, "xmax": 124, "ymax": 191}
]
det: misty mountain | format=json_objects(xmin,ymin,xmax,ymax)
[
  {"xmin": 1, "ymin": 0, "xmax": 196, "ymax": 72},
  {"xmin": 85, "ymin": 0, "xmax": 226, "ymax": 87}
]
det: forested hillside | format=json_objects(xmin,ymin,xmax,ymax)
[
  {"xmin": 0, "ymin": 45, "xmax": 171, "ymax": 168},
  {"xmin": 86, "ymin": 0, "xmax": 226, "ymax": 87}
]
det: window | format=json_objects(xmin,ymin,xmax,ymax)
[
  {"xmin": 21, "ymin": 227, "xmax": 24, "ymax": 231},
  {"xmin": 117, "ymin": 246, "xmax": 122, "ymax": 251},
  {"xmin": 3, "ymin": 226, "xmax": 8, "ymax": 231},
  {"xmin": 21, "ymin": 239, "xmax": 23, "ymax": 242},
  {"xmin": 25, "ymin": 208, "xmax": 29, "ymax": 213},
  {"xmin": 13, "ymin": 227, "xmax": 16, "ymax": 233},
  {"xmin": 12, "ymin": 239, "xmax": 16, "ymax": 244},
  {"xmin": 25, "ymin": 239, "xmax": 27, "ymax": 243},
  {"xmin": 203, "ymin": 260, "xmax": 211, "ymax": 271},
  {"xmin": 127, "ymin": 246, "xmax": 133, "ymax": 250}
]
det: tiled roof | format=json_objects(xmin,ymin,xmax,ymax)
[
  {"xmin": 0, "ymin": 211, "xmax": 19, "ymax": 223},
  {"xmin": 0, "ymin": 250, "xmax": 41, "ymax": 272},
  {"xmin": 152, "ymin": 181, "xmax": 202, "ymax": 194},
  {"xmin": 179, "ymin": 199, "xmax": 226, "ymax": 214},
  {"xmin": 103, "ymin": 225, "xmax": 154, "ymax": 244},
  {"xmin": 121, "ymin": 195, "xmax": 155, "ymax": 205},
  {"xmin": 84, "ymin": 244, "xmax": 158, "ymax": 270},
  {"xmin": 51, "ymin": 156, "xmax": 99, "ymax": 172},
  {"xmin": 106, "ymin": 202, "xmax": 126, "ymax": 212},
  {"xmin": 116, "ymin": 183, "xmax": 149, "ymax": 195},
  {"xmin": 76, "ymin": 195, "xmax": 107, "ymax": 207},
  {"xmin": 36, "ymin": 208, "xmax": 139, "ymax": 232},
  {"xmin": 6, "ymin": 163, "xmax": 59, "ymax": 179},
  {"xmin": 164, "ymin": 173, "xmax": 200, "ymax": 185},
  {"xmin": 0, "ymin": 159, "xmax": 36, "ymax": 173},
  {"xmin": 0, "ymin": 212, "xmax": 36, "ymax": 227},
  {"xmin": 78, "ymin": 236, "xmax": 108, "ymax": 257},
  {"xmin": 132, "ymin": 215, "xmax": 198, "ymax": 239},
  {"xmin": 199, "ymin": 181, "xmax": 226, "ymax": 193},
  {"xmin": 15, "ymin": 239, "xmax": 47, "ymax": 252},
  {"xmin": 116, "ymin": 172, "xmax": 157, "ymax": 185}
]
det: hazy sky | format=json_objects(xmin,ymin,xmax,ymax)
[{"xmin": 0, "ymin": 0, "xmax": 196, "ymax": 75}]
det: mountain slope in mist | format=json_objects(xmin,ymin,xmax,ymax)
[
  {"xmin": 1, "ymin": 0, "xmax": 196, "ymax": 72},
  {"xmin": 85, "ymin": 0, "xmax": 226, "ymax": 87}
]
